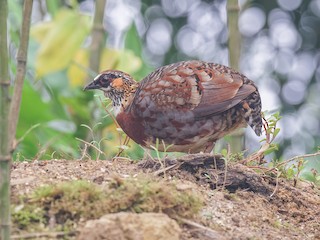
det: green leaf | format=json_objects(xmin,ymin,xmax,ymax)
[
  {"xmin": 286, "ymin": 168, "xmax": 295, "ymax": 179},
  {"xmin": 125, "ymin": 24, "xmax": 142, "ymax": 57},
  {"xmin": 263, "ymin": 144, "xmax": 278, "ymax": 155},
  {"xmin": 221, "ymin": 149, "xmax": 228, "ymax": 158},
  {"xmin": 15, "ymin": 81, "xmax": 79, "ymax": 159},
  {"xmin": 45, "ymin": 0, "xmax": 61, "ymax": 17},
  {"xmin": 124, "ymin": 24, "xmax": 153, "ymax": 80},
  {"xmin": 273, "ymin": 128, "xmax": 280, "ymax": 138}
]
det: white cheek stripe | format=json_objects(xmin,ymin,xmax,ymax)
[
  {"xmin": 94, "ymin": 74, "xmax": 102, "ymax": 81},
  {"xmin": 101, "ymin": 87, "xmax": 111, "ymax": 91}
]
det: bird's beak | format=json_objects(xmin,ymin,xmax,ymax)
[{"xmin": 83, "ymin": 80, "xmax": 100, "ymax": 91}]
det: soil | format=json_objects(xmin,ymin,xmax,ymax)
[{"xmin": 10, "ymin": 154, "xmax": 320, "ymax": 240}]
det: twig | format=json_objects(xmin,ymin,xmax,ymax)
[
  {"xmin": 247, "ymin": 165, "xmax": 275, "ymax": 172},
  {"xmin": 222, "ymin": 159, "xmax": 228, "ymax": 189},
  {"xmin": 176, "ymin": 217, "xmax": 226, "ymax": 240},
  {"xmin": 222, "ymin": 144, "xmax": 231, "ymax": 188},
  {"xmin": 262, "ymin": 116, "xmax": 270, "ymax": 143},
  {"xmin": 14, "ymin": 123, "xmax": 40, "ymax": 149},
  {"xmin": 11, "ymin": 177, "xmax": 35, "ymax": 186},
  {"xmin": 153, "ymin": 163, "xmax": 179, "ymax": 176},
  {"xmin": 75, "ymin": 137, "xmax": 105, "ymax": 158},
  {"xmin": 99, "ymin": 96, "xmax": 131, "ymax": 157},
  {"xmin": 33, "ymin": 139, "xmax": 52, "ymax": 161},
  {"xmin": 79, "ymin": 142, "xmax": 89, "ymax": 160},
  {"xmin": 11, "ymin": 231, "xmax": 76, "ymax": 239},
  {"xmin": 112, "ymin": 156, "xmax": 132, "ymax": 162},
  {"xmin": 294, "ymin": 159, "xmax": 304, "ymax": 187},
  {"xmin": 99, "ymin": 96, "xmax": 120, "ymax": 128},
  {"xmin": 265, "ymin": 151, "xmax": 320, "ymax": 173},
  {"xmin": 269, "ymin": 170, "xmax": 281, "ymax": 198},
  {"xmin": 241, "ymin": 142, "xmax": 270, "ymax": 164},
  {"xmin": 115, "ymin": 135, "xmax": 130, "ymax": 157}
]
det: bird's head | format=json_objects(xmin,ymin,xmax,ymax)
[
  {"xmin": 84, "ymin": 70, "xmax": 138, "ymax": 115},
  {"xmin": 84, "ymin": 70, "xmax": 134, "ymax": 92}
]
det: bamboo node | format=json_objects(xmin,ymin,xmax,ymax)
[
  {"xmin": 0, "ymin": 81, "xmax": 10, "ymax": 86},
  {"xmin": 0, "ymin": 155, "xmax": 11, "ymax": 162},
  {"xmin": 0, "ymin": 223, "xmax": 11, "ymax": 226},
  {"xmin": 92, "ymin": 24, "xmax": 104, "ymax": 31},
  {"xmin": 16, "ymin": 56, "xmax": 27, "ymax": 63}
]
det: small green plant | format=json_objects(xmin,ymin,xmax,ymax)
[
  {"xmin": 11, "ymin": 205, "xmax": 45, "ymax": 229},
  {"xmin": 243, "ymin": 112, "xmax": 320, "ymax": 186},
  {"xmin": 77, "ymin": 123, "xmax": 108, "ymax": 160},
  {"xmin": 262, "ymin": 112, "xmax": 281, "ymax": 155},
  {"xmin": 311, "ymin": 169, "xmax": 320, "ymax": 185},
  {"xmin": 149, "ymin": 138, "xmax": 175, "ymax": 159},
  {"xmin": 221, "ymin": 148, "xmax": 244, "ymax": 162},
  {"xmin": 244, "ymin": 111, "xmax": 281, "ymax": 164},
  {"xmin": 148, "ymin": 138, "xmax": 175, "ymax": 173}
]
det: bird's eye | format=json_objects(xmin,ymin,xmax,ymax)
[{"xmin": 106, "ymin": 74, "xmax": 117, "ymax": 79}]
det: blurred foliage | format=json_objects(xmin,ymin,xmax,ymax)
[
  {"xmin": 300, "ymin": 157, "xmax": 320, "ymax": 185},
  {"xmin": 9, "ymin": 3, "xmax": 146, "ymax": 160}
]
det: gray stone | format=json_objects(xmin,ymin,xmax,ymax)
[{"xmin": 77, "ymin": 212, "xmax": 181, "ymax": 240}]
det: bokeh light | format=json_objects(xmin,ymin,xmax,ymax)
[
  {"xmin": 78, "ymin": 0, "xmax": 320, "ymax": 158},
  {"xmin": 239, "ymin": 7, "xmax": 266, "ymax": 37}
]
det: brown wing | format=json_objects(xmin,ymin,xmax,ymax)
[
  {"xmin": 193, "ymin": 70, "xmax": 256, "ymax": 118},
  {"xmin": 132, "ymin": 60, "xmax": 256, "ymax": 119}
]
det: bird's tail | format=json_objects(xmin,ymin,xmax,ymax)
[{"xmin": 241, "ymin": 91, "xmax": 263, "ymax": 136}]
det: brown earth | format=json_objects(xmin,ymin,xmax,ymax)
[{"xmin": 10, "ymin": 154, "xmax": 320, "ymax": 240}]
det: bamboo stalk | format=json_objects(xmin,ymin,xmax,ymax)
[
  {"xmin": 1, "ymin": 1, "xmax": 33, "ymax": 238},
  {"xmin": 227, "ymin": 0, "xmax": 244, "ymax": 153},
  {"xmin": 86, "ymin": 0, "xmax": 107, "ymax": 152},
  {"xmin": 227, "ymin": 0, "xmax": 241, "ymax": 71},
  {"xmin": 88, "ymin": 0, "xmax": 107, "ymax": 77},
  {"xmin": 0, "ymin": 0, "xmax": 11, "ymax": 238},
  {"xmin": 9, "ymin": 0, "xmax": 34, "ymax": 152}
]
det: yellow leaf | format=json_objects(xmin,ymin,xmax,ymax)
[
  {"xmin": 99, "ymin": 49, "xmax": 120, "ymax": 71},
  {"xmin": 116, "ymin": 50, "xmax": 142, "ymax": 74},
  {"xmin": 99, "ymin": 48, "xmax": 142, "ymax": 74},
  {"xmin": 31, "ymin": 21, "xmax": 55, "ymax": 42},
  {"xmin": 102, "ymin": 124, "xmax": 123, "ymax": 155},
  {"xmin": 34, "ymin": 9, "xmax": 91, "ymax": 78},
  {"xmin": 68, "ymin": 48, "xmax": 119, "ymax": 87},
  {"xmin": 68, "ymin": 48, "xmax": 143, "ymax": 87},
  {"xmin": 67, "ymin": 49, "xmax": 89, "ymax": 87}
]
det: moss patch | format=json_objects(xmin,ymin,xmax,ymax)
[
  {"xmin": 12, "ymin": 175, "xmax": 203, "ymax": 234},
  {"xmin": 12, "ymin": 204, "xmax": 45, "ymax": 230}
]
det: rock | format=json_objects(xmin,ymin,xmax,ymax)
[{"xmin": 77, "ymin": 212, "xmax": 181, "ymax": 240}]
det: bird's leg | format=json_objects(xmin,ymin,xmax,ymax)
[{"xmin": 203, "ymin": 141, "xmax": 216, "ymax": 154}]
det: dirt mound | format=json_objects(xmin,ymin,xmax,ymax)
[{"xmin": 10, "ymin": 154, "xmax": 320, "ymax": 239}]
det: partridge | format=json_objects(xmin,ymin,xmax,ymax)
[{"xmin": 84, "ymin": 60, "xmax": 262, "ymax": 153}]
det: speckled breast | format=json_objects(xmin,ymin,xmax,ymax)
[{"xmin": 135, "ymin": 105, "xmax": 245, "ymax": 152}]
